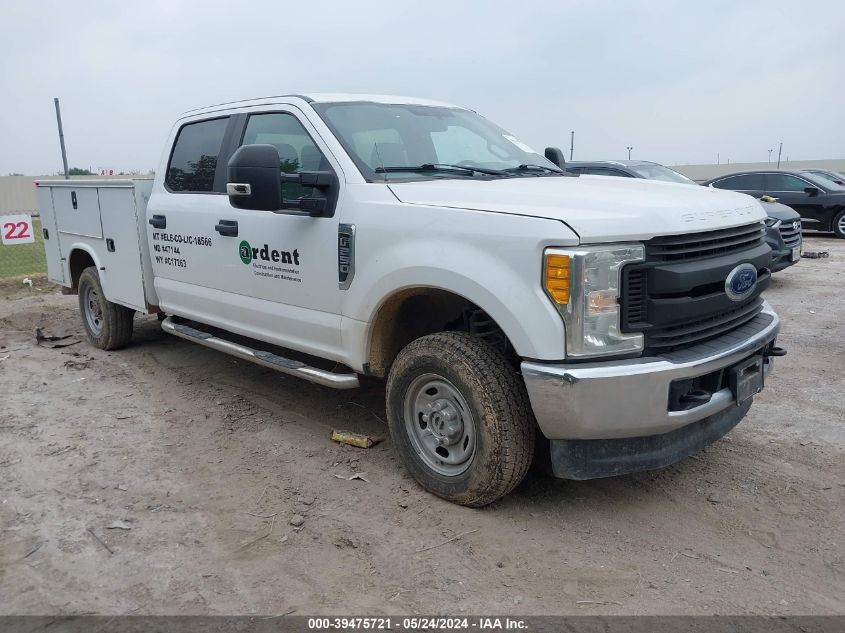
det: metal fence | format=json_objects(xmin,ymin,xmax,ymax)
[{"xmin": 0, "ymin": 217, "xmax": 47, "ymax": 280}]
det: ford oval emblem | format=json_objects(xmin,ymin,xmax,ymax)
[{"xmin": 725, "ymin": 263, "xmax": 758, "ymax": 302}]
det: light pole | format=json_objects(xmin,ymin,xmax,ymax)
[
  {"xmin": 768, "ymin": 148, "xmax": 773, "ymax": 162},
  {"xmin": 626, "ymin": 146, "xmax": 633, "ymax": 160},
  {"xmin": 777, "ymin": 142, "xmax": 783, "ymax": 168},
  {"xmin": 570, "ymin": 131, "xmax": 574, "ymax": 161}
]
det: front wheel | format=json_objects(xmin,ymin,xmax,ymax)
[
  {"xmin": 386, "ymin": 332, "xmax": 535, "ymax": 507},
  {"xmin": 833, "ymin": 209, "xmax": 845, "ymax": 239},
  {"xmin": 78, "ymin": 267, "xmax": 135, "ymax": 350}
]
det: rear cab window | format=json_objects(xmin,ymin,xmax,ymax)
[{"xmin": 165, "ymin": 117, "xmax": 230, "ymax": 193}]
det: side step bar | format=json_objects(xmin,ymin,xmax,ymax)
[{"xmin": 161, "ymin": 316, "xmax": 360, "ymax": 390}]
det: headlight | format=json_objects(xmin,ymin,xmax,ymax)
[
  {"xmin": 544, "ymin": 244, "xmax": 644, "ymax": 358},
  {"xmin": 764, "ymin": 217, "xmax": 781, "ymax": 228}
]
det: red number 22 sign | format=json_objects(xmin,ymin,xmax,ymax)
[{"xmin": 1, "ymin": 214, "xmax": 35, "ymax": 245}]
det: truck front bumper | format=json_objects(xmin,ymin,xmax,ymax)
[{"xmin": 521, "ymin": 301, "xmax": 781, "ymax": 478}]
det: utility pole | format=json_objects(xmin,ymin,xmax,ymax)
[
  {"xmin": 776, "ymin": 142, "xmax": 782, "ymax": 168},
  {"xmin": 627, "ymin": 146, "xmax": 633, "ymax": 160},
  {"xmin": 54, "ymin": 98, "xmax": 69, "ymax": 180},
  {"xmin": 717, "ymin": 153, "xmax": 720, "ymax": 165},
  {"xmin": 570, "ymin": 131, "xmax": 574, "ymax": 161},
  {"xmin": 768, "ymin": 148, "xmax": 773, "ymax": 162}
]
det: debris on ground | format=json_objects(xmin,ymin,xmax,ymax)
[
  {"xmin": 707, "ymin": 492, "xmax": 722, "ymax": 504},
  {"xmin": 802, "ymin": 251, "xmax": 829, "ymax": 259},
  {"xmin": 106, "ymin": 520, "xmax": 133, "ymax": 530},
  {"xmin": 289, "ymin": 514, "xmax": 305, "ymax": 527},
  {"xmin": 332, "ymin": 472, "xmax": 369, "ymax": 482},
  {"xmin": 35, "ymin": 328, "xmax": 80, "ymax": 349},
  {"xmin": 330, "ymin": 430, "xmax": 381, "ymax": 449}
]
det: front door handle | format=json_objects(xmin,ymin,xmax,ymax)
[
  {"xmin": 149, "ymin": 215, "xmax": 166, "ymax": 229},
  {"xmin": 215, "ymin": 220, "xmax": 239, "ymax": 237}
]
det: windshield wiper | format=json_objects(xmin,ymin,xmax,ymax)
[
  {"xmin": 502, "ymin": 164, "xmax": 565, "ymax": 175},
  {"xmin": 374, "ymin": 163, "xmax": 504, "ymax": 177}
]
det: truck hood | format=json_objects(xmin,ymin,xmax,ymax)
[{"xmin": 388, "ymin": 176, "xmax": 766, "ymax": 243}]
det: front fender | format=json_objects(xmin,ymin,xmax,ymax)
[{"xmin": 343, "ymin": 211, "xmax": 578, "ymax": 361}]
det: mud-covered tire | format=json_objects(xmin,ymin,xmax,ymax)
[
  {"xmin": 77, "ymin": 267, "xmax": 134, "ymax": 350},
  {"xmin": 386, "ymin": 332, "xmax": 535, "ymax": 507},
  {"xmin": 833, "ymin": 209, "xmax": 845, "ymax": 239}
]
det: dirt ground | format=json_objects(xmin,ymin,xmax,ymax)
[{"xmin": 1, "ymin": 236, "xmax": 843, "ymax": 616}]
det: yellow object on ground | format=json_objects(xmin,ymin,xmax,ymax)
[{"xmin": 331, "ymin": 430, "xmax": 379, "ymax": 448}]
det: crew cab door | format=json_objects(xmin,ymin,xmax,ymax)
[{"xmin": 147, "ymin": 109, "xmax": 345, "ymax": 360}]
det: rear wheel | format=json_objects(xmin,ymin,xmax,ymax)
[
  {"xmin": 833, "ymin": 209, "xmax": 845, "ymax": 239},
  {"xmin": 78, "ymin": 267, "xmax": 134, "ymax": 350},
  {"xmin": 386, "ymin": 332, "xmax": 535, "ymax": 507}
]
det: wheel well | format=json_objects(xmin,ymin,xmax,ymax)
[
  {"xmin": 366, "ymin": 288, "xmax": 514, "ymax": 378},
  {"xmin": 68, "ymin": 249, "xmax": 96, "ymax": 291}
]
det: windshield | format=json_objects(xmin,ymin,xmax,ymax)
[
  {"xmin": 627, "ymin": 163, "xmax": 695, "ymax": 184},
  {"xmin": 804, "ymin": 172, "xmax": 845, "ymax": 191},
  {"xmin": 312, "ymin": 102, "xmax": 560, "ymax": 181}
]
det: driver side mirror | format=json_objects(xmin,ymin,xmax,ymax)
[
  {"xmin": 227, "ymin": 143, "xmax": 337, "ymax": 217},
  {"xmin": 544, "ymin": 147, "xmax": 566, "ymax": 168},
  {"xmin": 804, "ymin": 186, "xmax": 821, "ymax": 197}
]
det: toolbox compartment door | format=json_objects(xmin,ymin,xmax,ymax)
[
  {"xmin": 52, "ymin": 186, "xmax": 103, "ymax": 238},
  {"xmin": 35, "ymin": 185, "xmax": 65, "ymax": 284},
  {"xmin": 97, "ymin": 183, "xmax": 148, "ymax": 310}
]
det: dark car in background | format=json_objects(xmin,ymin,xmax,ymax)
[
  {"xmin": 567, "ymin": 160, "xmax": 802, "ymax": 270},
  {"xmin": 704, "ymin": 170, "xmax": 845, "ymax": 238},
  {"xmin": 565, "ymin": 160, "xmax": 696, "ymax": 184},
  {"xmin": 757, "ymin": 199, "xmax": 803, "ymax": 271}
]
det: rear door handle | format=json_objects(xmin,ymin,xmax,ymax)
[
  {"xmin": 149, "ymin": 215, "xmax": 166, "ymax": 229},
  {"xmin": 215, "ymin": 220, "xmax": 238, "ymax": 237}
]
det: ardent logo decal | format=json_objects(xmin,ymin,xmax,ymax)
[
  {"xmin": 725, "ymin": 263, "xmax": 758, "ymax": 302},
  {"xmin": 239, "ymin": 240, "xmax": 252, "ymax": 264}
]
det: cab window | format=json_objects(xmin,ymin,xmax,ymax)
[
  {"xmin": 241, "ymin": 112, "xmax": 331, "ymax": 200},
  {"xmin": 166, "ymin": 117, "xmax": 230, "ymax": 193}
]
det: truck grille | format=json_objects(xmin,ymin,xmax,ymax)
[
  {"xmin": 621, "ymin": 223, "xmax": 772, "ymax": 354},
  {"xmin": 638, "ymin": 298, "xmax": 764, "ymax": 351},
  {"xmin": 645, "ymin": 222, "xmax": 765, "ymax": 262},
  {"xmin": 778, "ymin": 220, "xmax": 801, "ymax": 248}
]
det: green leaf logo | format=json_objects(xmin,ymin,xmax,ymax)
[{"xmin": 239, "ymin": 240, "xmax": 252, "ymax": 264}]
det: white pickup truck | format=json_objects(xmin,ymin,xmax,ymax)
[{"xmin": 36, "ymin": 94, "xmax": 783, "ymax": 506}]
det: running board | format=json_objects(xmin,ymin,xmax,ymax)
[{"xmin": 161, "ymin": 317, "xmax": 359, "ymax": 390}]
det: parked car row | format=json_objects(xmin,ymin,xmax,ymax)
[
  {"xmin": 559, "ymin": 160, "xmax": 816, "ymax": 272},
  {"xmin": 705, "ymin": 170, "xmax": 845, "ymax": 239}
]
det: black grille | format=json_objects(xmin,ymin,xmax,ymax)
[
  {"xmin": 778, "ymin": 220, "xmax": 801, "ymax": 248},
  {"xmin": 622, "ymin": 268, "xmax": 647, "ymax": 327},
  {"xmin": 621, "ymin": 222, "xmax": 772, "ymax": 354},
  {"xmin": 643, "ymin": 298, "xmax": 764, "ymax": 351},
  {"xmin": 646, "ymin": 222, "xmax": 765, "ymax": 262}
]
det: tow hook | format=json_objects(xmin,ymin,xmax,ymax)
[
  {"xmin": 765, "ymin": 346, "xmax": 787, "ymax": 358},
  {"xmin": 678, "ymin": 389, "xmax": 713, "ymax": 410}
]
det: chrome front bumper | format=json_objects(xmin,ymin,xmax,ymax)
[{"xmin": 522, "ymin": 301, "xmax": 780, "ymax": 440}]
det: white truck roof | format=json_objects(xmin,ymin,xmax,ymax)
[{"xmin": 180, "ymin": 93, "xmax": 464, "ymax": 118}]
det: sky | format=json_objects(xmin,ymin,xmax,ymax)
[{"xmin": 1, "ymin": 0, "xmax": 844, "ymax": 175}]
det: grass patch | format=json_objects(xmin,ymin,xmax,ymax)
[
  {"xmin": 0, "ymin": 273, "xmax": 59, "ymax": 302},
  {"xmin": 0, "ymin": 218, "xmax": 47, "ymax": 279}
]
